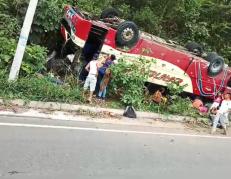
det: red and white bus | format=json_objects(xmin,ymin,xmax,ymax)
[{"xmin": 60, "ymin": 5, "xmax": 231, "ymax": 99}]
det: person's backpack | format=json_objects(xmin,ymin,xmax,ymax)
[{"xmin": 123, "ymin": 106, "xmax": 137, "ymax": 118}]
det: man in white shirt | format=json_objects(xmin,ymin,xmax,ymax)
[
  {"xmin": 211, "ymin": 93, "xmax": 231, "ymax": 135},
  {"xmin": 83, "ymin": 55, "xmax": 99, "ymax": 103}
]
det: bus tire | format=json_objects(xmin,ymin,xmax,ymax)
[
  {"xmin": 116, "ymin": 21, "xmax": 139, "ymax": 47},
  {"xmin": 208, "ymin": 56, "xmax": 224, "ymax": 77}
]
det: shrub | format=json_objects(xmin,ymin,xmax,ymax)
[
  {"xmin": 167, "ymin": 97, "xmax": 199, "ymax": 117},
  {"xmin": 166, "ymin": 81, "xmax": 187, "ymax": 96},
  {"xmin": 0, "ymin": 14, "xmax": 19, "ymax": 37},
  {"xmin": 0, "ymin": 37, "xmax": 17, "ymax": 70},
  {"xmin": 138, "ymin": 81, "xmax": 199, "ymax": 117},
  {"xmin": 110, "ymin": 57, "xmax": 151, "ymax": 108},
  {"xmin": 166, "ymin": 81, "xmax": 199, "ymax": 117},
  {"xmin": 21, "ymin": 44, "xmax": 47, "ymax": 75},
  {"xmin": 0, "ymin": 37, "xmax": 47, "ymax": 76},
  {"xmin": 0, "ymin": 0, "xmax": 48, "ymax": 77}
]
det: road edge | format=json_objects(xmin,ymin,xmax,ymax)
[{"xmin": 0, "ymin": 98, "xmax": 207, "ymax": 123}]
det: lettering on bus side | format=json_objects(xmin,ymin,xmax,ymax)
[{"xmin": 149, "ymin": 70, "xmax": 183, "ymax": 84}]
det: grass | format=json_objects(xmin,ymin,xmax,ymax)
[
  {"xmin": 0, "ymin": 72, "xmax": 84, "ymax": 103},
  {"xmin": 0, "ymin": 71, "xmax": 203, "ymax": 119}
]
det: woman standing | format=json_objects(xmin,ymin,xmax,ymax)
[{"xmin": 98, "ymin": 68, "xmax": 112, "ymax": 100}]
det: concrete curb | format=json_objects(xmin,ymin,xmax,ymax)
[{"xmin": 0, "ymin": 98, "xmax": 206, "ymax": 122}]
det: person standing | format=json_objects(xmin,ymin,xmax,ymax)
[
  {"xmin": 211, "ymin": 93, "xmax": 231, "ymax": 135},
  {"xmin": 210, "ymin": 92, "xmax": 222, "ymax": 111},
  {"xmin": 96, "ymin": 54, "xmax": 116, "ymax": 93},
  {"xmin": 98, "ymin": 68, "xmax": 112, "ymax": 100},
  {"xmin": 209, "ymin": 92, "xmax": 223, "ymax": 122},
  {"xmin": 83, "ymin": 55, "xmax": 99, "ymax": 103}
]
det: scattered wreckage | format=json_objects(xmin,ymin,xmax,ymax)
[{"xmin": 47, "ymin": 4, "xmax": 231, "ymax": 100}]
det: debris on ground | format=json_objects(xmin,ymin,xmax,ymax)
[{"xmin": 184, "ymin": 117, "xmax": 210, "ymax": 129}]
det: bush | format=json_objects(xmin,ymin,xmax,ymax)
[
  {"xmin": 109, "ymin": 59, "xmax": 199, "ymax": 117},
  {"xmin": 0, "ymin": 37, "xmax": 47, "ymax": 76},
  {"xmin": 110, "ymin": 57, "xmax": 150, "ymax": 108},
  {"xmin": 0, "ymin": 71, "xmax": 83, "ymax": 103},
  {"xmin": 166, "ymin": 81, "xmax": 199, "ymax": 117},
  {"xmin": 21, "ymin": 44, "xmax": 47, "ymax": 75},
  {"xmin": 166, "ymin": 81, "xmax": 187, "ymax": 96},
  {"xmin": 0, "ymin": 37, "xmax": 17, "ymax": 70},
  {"xmin": 167, "ymin": 97, "xmax": 198, "ymax": 117},
  {"xmin": 0, "ymin": 14, "xmax": 19, "ymax": 37}
]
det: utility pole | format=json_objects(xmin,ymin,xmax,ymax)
[{"xmin": 8, "ymin": 0, "xmax": 39, "ymax": 81}]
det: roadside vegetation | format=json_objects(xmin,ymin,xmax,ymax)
[
  {"xmin": 0, "ymin": 71, "xmax": 83, "ymax": 103},
  {"xmin": 0, "ymin": 0, "xmax": 230, "ymax": 118},
  {"xmin": 109, "ymin": 58, "xmax": 200, "ymax": 117}
]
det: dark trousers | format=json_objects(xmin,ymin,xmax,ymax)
[{"xmin": 95, "ymin": 73, "xmax": 103, "ymax": 94}]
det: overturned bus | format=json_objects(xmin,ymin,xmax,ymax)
[{"xmin": 56, "ymin": 5, "xmax": 231, "ymax": 99}]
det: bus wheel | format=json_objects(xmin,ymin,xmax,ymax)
[
  {"xmin": 185, "ymin": 42, "xmax": 203, "ymax": 56},
  {"xmin": 208, "ymin": 56, "xmax": 224, "ymax": 77},
  {"xmin": 116, "ymin": 21, "xmax": 139, "ymax": 47}
]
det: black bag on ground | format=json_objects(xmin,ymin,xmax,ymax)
[{"xmin": 123, "ymin": 106, "xmax": 137, "ymax": 118}]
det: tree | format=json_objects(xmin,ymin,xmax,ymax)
[{"xmin": 199, "ymin": 0, "xmax": 231, "ymax": 64}]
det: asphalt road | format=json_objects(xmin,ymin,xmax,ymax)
[{"xmin": 0, "ymin": 116, "xmax": 231, "ymax": 179}]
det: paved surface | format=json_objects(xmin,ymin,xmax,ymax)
[{"xmin": 0, "ymin": 116, "xmax": 231, "ymax": 179}]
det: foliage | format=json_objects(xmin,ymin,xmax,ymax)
[
  {"xmin": 0, "ymin": 14, "xmax": 19, "ymax": 37},
  {"xmin": 110, "ymin": 58, "xmax": 150, "ymax": 108},
  {"xmin": 112, "ymin": 0, "xmax": 231, "ymax": 65},
  {"xmin": 167, "ymin": 81, "xmax": 187, "ymax": 96},
  {"xmin": 2, "ymin": 0, "xmax": 231, "ymax": 64},
  {"xmin": 0, "ymin": 37, "xmax": 47, "ymax": 76},
  {"xmin": 0, "ymin": 37, "xmax": 17, "ymax": 70},
  {"xmin": 199, "ymin": 1, "xmax": 231, "ymax": 63},
  {"xmin": 165, "ymin": 81, "xmax": 199, "ymax": 117},
  {"xmin": 141, "ymin": 96, "xmax": 199, "ymax": 118},
  {"xmin": 0, "ymin": 0, "xmax": 231, "ymax": 117},
  {"xmin": 139, "ymin": 80, "xmax": 199, "ymax": 117},
  {"xmin": 4, "ymin": 0, "xmax": 74, "ymax": 46},
  {"xmin": 2, "ymin": 0, "xmax": 113, "ymax": 47},
  {"xmin": 167, "ymin": 97, "xmax": 199, "ymax": 117},
  {"xmin": 78, "ymin": 0, "xmax": 113, "ymax": 15},
  {"xmin": 0, "ymin": 71, "xmax": 83, "ymax": 103},
  {"xmin": 131, "ymin": 6, "xmax": 161, "ymax": 35},
  {"xmin": 0, "ymin": 0, "xmax": 48, "ymax": 76},
  {"xmin": 21, "ymin": 45, "xmax": 47, "ymax": 75}
]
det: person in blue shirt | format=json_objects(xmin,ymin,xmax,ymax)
[{"xmin": 97, "ymin": 54, "xmax": 116, "ymax": 99}]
